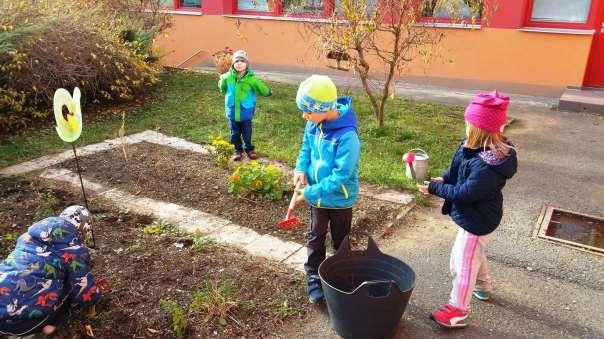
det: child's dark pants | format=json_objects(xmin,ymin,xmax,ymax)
[
  {"xmin": 304, "ymin": 206, "xmax": 352, "ymax": 276},
  {"xmin": 228, "ymin": 119, "xmax": 254, "ymax": 152}
]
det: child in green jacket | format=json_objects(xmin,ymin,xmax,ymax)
[{"xmin": 218, "ymin": 50, "xmax": 271, "ymax": 161}]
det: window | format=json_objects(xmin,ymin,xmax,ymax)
[
  {"xmin": 237, "ymin": 0, "xmax": 271, "ymax": 12},
  {"xmin": 530, "ymin": 0, "xmax": 591, "ymax": 23},
  {"xmin": 234, "ymin": 0, "xmax": 326, "ymax": 16},
  {"xmin": 159, "ymin": 0, "xmax": 174, "ymax": 6},
  {"xmin": 422, "ymin": 0, "xmax": 481, "ymax": 20},
  {"xmin": 283, "ymin": 0, "xmax": 324, "ymax": 14},
  {"xmin": 180, "ymin": 0, "xmax": 201, "ymax": 8},
  {"xmin": 525, "ymin": 0, "xmax": 596, "ymax": 29},
  {"xmin": 335, "ymin": 0, "xmax": 378, "ymax": 16}
]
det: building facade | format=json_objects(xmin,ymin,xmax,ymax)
[{"xmin": 156, "ymin": 0, "xmax": 604, "ymax": 97}]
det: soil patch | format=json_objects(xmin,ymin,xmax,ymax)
[
  {"xmin": 57, "ymin": 142, "xmax": 403, "ymax": 245},
  {"xmin": 0, "ymin": 177, "xmax": 310, "ymax": 337}
]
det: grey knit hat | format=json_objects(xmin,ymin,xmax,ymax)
[
  {"xmin": 60, "ymin": 205, "xmax": 92, "ymax": 233},
  {"xmin": 232, "ymin": 50, "xmax": 249, "ymax": 65}
]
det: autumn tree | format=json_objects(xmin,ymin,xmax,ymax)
[{"xmin": 307, "ymin": 0, "xmax": 492, "ymax": 127}]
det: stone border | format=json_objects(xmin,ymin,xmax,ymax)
[
  {"xmin": 39, "ymin": 167, "xmax": 307, "ymax": 271},
  {"xmin": 1, "ymin": 130, "xmax": 415, "ymax": 271},
  {"xmin": 0, "ymin": 130, "xmax": 414, "ymax": 205}
]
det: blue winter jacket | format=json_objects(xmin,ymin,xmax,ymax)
[
  {"xmin": 428, "ymin": 141, "xmax": 517, "ymax": 235},
  {"xmin": 0, "ymin": 217, "xmax": 100, "ymax": 328},
  {"xmin": 295, "ymin": 96, "xmax": 361, "ymax": 208}
]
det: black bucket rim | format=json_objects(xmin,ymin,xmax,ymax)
[{"xmin": 318, "ymin": 237, "xmax": 417, "ymax": 295}]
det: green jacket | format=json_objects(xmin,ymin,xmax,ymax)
[{"xmin": 218, "ymin": 68, "xmax": 271, "ymax": 121}]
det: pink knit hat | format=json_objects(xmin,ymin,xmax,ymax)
[{"xmin": 464, "ymin": 90, "xmax": 510, "ymax": 133}]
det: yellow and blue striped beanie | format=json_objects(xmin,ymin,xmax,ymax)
[{"xmin": 296, "ymin": 75, "xmax": 337, "ymax": 113}]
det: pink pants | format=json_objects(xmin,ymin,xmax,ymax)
[{"xmin": 449, "ymin": 228, "xmax": 493, "ymax": 312}]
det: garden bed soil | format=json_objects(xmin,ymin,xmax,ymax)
[
  {"xmin": 0, "ymin": 177, "xmax": 310, "ymax": 338},
  {"xmin": 57, "ymin": 142, "xmax": 404, "ymax": 245}
]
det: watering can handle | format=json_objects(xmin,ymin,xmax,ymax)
[{"xmin": 409, "ymin": 148, "xmax": 428, "ymax": 156}]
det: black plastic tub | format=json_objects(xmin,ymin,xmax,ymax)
[{"xmin": 318, "ymin": 236, "xmax": 416, "ymax": 339}]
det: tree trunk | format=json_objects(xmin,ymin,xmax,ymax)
[{"xmin": 354, "ymin": 44, "xmax": 383, "ymax": 127}]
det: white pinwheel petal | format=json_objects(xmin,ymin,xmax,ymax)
[{"xmin": 53, "ymin": 87, "xmax": 82, "ymax": 142}]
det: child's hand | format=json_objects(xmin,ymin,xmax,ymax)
[
  {"xmin": 418, "ymin": 181, "xmax": 431, "ymax": 196},
  {"xmin": 293, "ymin": 188, "xmax": 306, "ymax": 206},
  {"xmin": 293, "ymin": 172, "xmax": 307, "ymax": 187},
  {"xmin": 431, "ymin": 177, "xmax": 444, "ymax": 182}
]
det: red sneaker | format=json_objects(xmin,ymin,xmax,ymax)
[{"xmin": 430, "ymin": 304, "xmax": 468, "ymax": 328}]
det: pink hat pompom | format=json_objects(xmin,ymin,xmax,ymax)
[{"xmin": 464, "ymin": 90, "xmax": 510, "ymax": 133}]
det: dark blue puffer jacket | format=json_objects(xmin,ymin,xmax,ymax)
[
  {"xmin": 0, "ymin": 217, "xmax": 100, "ymax": 329},
  {"xmin": 428, "ymin": 141, "xmax": 517, "ymax": 235}
]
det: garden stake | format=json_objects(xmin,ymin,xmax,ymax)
[
  {"xmin": 278, "ymin": 183, "xmax": 304, "ymax": 230},
  {"xmin": 71, "ymin": 143, "xmax": 96, "ymax": 248}
]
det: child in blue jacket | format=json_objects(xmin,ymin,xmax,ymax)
[
  {"xmin": 419, "ymin": 91, "xmax": 517, "ymax": 328},
  {"xmin": 292, "ymin": 75, "xmax": 361, "ymax": 303},
  {"xmin": 0, "ymin": 205, "xmax": 101, "ymax": 337}
]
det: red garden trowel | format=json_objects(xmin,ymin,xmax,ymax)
[{"xmin": 278, "ymin": 182, "xmax": 304, "ymax": 230}]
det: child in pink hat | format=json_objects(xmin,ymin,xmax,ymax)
[{"xmin": 419, "ymin": 90, "xmax": 517, "ymax": 328}]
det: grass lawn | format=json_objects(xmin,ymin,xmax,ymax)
[{"xmin": 0, "ymin": 69, "xmax": 465, "ymax": 190}]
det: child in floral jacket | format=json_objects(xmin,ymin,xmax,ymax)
[{"xmin": 0, "ymin": 205, "xmax": 101, "ymax": 337}]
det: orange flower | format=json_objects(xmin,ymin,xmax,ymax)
[{"xmin": 232, "ymin": 175, "xmax": 240, "ymax": 182}]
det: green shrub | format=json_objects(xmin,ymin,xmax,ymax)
[{"xmin": 228, "ymin": 161, "xmax": 286, "ymax": 201}]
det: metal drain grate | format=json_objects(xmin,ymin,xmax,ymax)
[{"xmin": 535, "ymin": 206, "xmax": 604, "ymax": 255}]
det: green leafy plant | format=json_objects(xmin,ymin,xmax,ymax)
[
  {"xmin": 0, "ymin": 232, "xmax": 17, "ymax": 257},
  {"xmin": 210, "ymin": 135, "xmax": 234, "ymax": 167},
  {"xmin": 274, "ymin": 299, "xmax": 299, "ymax": 319},
  {"xmin": 142, "ymin": 219, "xmax": 171, "ymax": 235},
  {"xmin": 192, "ymin": 231, "xmax": 215, "ymax": 253},
  {"xmin": 229, "ymin": 161, "xmax": 286, "ymax": 201},
  {"xmin": 34, "ymin": 191, "xmax": 59, "ymax": 221},
  {"xmin": 189, "ymin": 280, "xmax": 238, "ymax": 325},
  {"xmin": 160, "ymin": 299, "xmax": 187, "ymax": 339}
]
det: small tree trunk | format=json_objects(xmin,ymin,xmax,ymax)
[{"xmin": 354, "ymin": 44, "xmax": 382, "ymax": 127}]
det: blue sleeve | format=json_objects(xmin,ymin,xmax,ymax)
[
  {"xmin": 428, "ymin": 166, "xmax": 499, "ymax": 203},
  {"xmin": 442, "ymin": 141, "xmax": 464, "ymax": 184},
  {"xmin": 294, "ymin": 125, "xmax": 311, "ymax": 174},
  {"xmin": 57, "ymin": 242, "xmax": 101, "ymax": 306},
  {"xmin": 304, "ymin": 132, "xmax": 360, "ymax": 203}
]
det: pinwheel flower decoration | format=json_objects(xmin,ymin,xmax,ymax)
[{"xmin": 53, "ymin": 87, "xmax": 82, "ymax": 143}]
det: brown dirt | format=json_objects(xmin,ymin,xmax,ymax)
[
  {"xmin": 0, "ymin": 177, "xmax": 311, "ymax": 338},
  {"xmin": 57, "ymin": 141, "xmax": 403, "ymax": 246}
]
